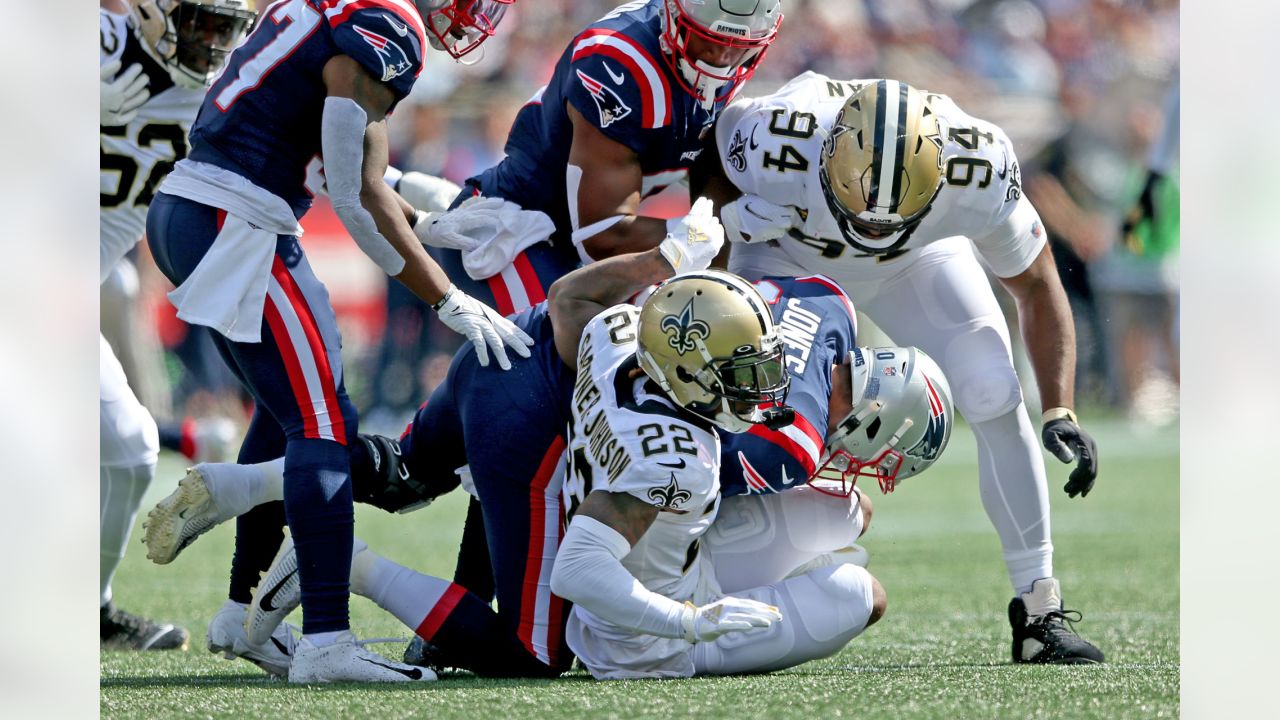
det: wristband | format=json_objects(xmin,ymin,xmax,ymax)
[
  {"xmin": 1042, "ymin": 407, "xmax": 1078, "ymax": 425},
  {"xmin": 432, "ymin": 284, "xmax": 456, "ymax": 312}
]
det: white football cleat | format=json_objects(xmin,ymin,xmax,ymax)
[
  {"xmin": 142, "ymin": 466, "xmax": 231, "ymax": 564},
  {"xmin": 288, "ymin": 631, "xmax": 437, "ymax": 683},
  {"xmin": 206, "ymin": 599, "xmax": 297, "ymax": 677},
  {"xmin": 247, "ymin": 534, "xmax": 301, "ymax": 645}
]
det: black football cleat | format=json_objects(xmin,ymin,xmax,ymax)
[
  {"xmin": 101, "ymin": 602, "xmax": 190, "ymax": 651},
  {"xmin": 1008, "ymin": 578, "xmax": 1104, "ymax": 664}
]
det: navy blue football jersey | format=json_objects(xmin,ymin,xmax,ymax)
[
  {"xmin": 719, "ymin": 276, "xmax": 859, "ymax": 497},
  {"xmin": 470, "ymin": 0, "xmax": 726, "ymax": 256},
  {"xmin": 188, "ymin": 0, "xmax": 427, "ymax": 217}
]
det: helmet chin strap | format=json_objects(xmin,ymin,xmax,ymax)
[{"xmin": 678, "ymin": 57, "xmax": 731, "ymax": 111}]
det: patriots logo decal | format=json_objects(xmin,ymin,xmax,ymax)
[
  {"xmin": 353, "ymin": 25, "xmax": 413, "ymax": 83},
  {"xmin": 576, "ymin": 69, "xmax": 632, "ymax": 128},
  {"xmin": 660, "ymin": 298, "xmax": 710, "ymax": 356},
  {"xmin": 904, "ymin": 375, "xmax": 948, "ymax": 462},
  {"xmin": 726, "ymin": 128, "xmax": 748, "ymax": 173}
]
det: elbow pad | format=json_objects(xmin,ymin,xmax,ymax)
[{"xmin": 321, "ymin": 97, "xmax": 405, "ymax": 275}]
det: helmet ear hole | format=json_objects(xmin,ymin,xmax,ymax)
[{"xmin": 865, "ymin": 416, "xmax": 882, "ymax": 440}]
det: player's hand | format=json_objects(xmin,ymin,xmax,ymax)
[
  {"xmin": 659, "ymin": 197, "xmax": 725, "ymax": 275},
  {"xmin": 1042, "ymin": 411, "xmax": 1099, "ymax": 498},
  {"xmin": 680, "ymin": 596, "xmax": 782, "ymax": 644},
  {"xmin": 719, "ymin": 194, "xmax": 796, "ymax": 245},
  {"xmin": 433, "ymin": 285, "xmax": 534, "ymax": 370},
  {"xmin": 100, "ymin": 59, "xmax": 150, "ymax": 126},
  {"xmin": 1121, "ymin": 170, "xmax": 1163, "ymax": 242},
  {"xmin": 413, "ymin": 196, "xmax": 507, "ymax": 252},
  {"xmin": 396, "ymin": 171, "xmax": 462, "ymax": 214}
]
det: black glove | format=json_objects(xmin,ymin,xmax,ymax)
[{"xmin": 1042, "ymin": 416, "xmax": 1099, "ymax": 498}]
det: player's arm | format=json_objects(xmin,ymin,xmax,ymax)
[
  {"xmin": 565, "ymin": 104, "xmax": 670, "ymax": 259},
  {"xmin": 321, "ymin": 55, "xmax": 532, "ymax": 368},
  {"xmin": 547, "ymin": 247, "xmax": 675, "ymax": 366},
  {"xmin": 998, "ymin": 243, "xmax": 1099, "ymax": 497},
  {"xmin": 549, "ymin": 489, "xmax": 781, "ymax": 642}
]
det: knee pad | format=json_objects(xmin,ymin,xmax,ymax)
[
  {"xmin": 944, "ymin": 327, "xmax": 1023, "ymax": 423},
  {"xmin": 812, "ymin": 563, "xmax": 876, "ymax": 609}
]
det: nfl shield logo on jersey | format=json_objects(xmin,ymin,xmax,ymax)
[
  {"xmin": 353, "ymin": 25, "xmax": 413, "ymax": 83},
  {"xmin": 575, "ymin": 69, "xmax": 632, "ymax": 128}
]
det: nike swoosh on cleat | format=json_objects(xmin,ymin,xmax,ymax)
[
  {"xmin": 360, "ymin": 657, "xmax": 423, "ymax": 679},
  {"xmin": 657, "ymin": 459, "xmax": 687, "ymax": 469},
  {"xmin": 603, "ymin": 61, "xmax": 625, "ymax": 85},
  {"xmin": 258, "ymin": 569, "xmax": 297, "ymax": 612},
  {"xmin": 270, "ymin": 635, "xmax": 290, "ymax": 655}
]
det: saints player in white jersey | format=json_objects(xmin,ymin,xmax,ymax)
[
  {"xmin": 550, "ymin": 270, "xmax": 888, "ymax": 679},
  {"xmin": 703, "ymin": 74, "xmax": 1104, "ymax": 664},
  {"xmin": 99, "ymin": 0, "xmax": 259, "ymax": 653}
]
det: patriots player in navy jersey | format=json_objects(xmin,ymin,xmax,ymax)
[
  {"xmin": 417, "ymin": 0, "xmax": 783, "ymax": 317},
  {"xmin": 143, "ymin": 0, "xmax": 525, "ymax": 683}
]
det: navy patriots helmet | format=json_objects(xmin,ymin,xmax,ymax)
[{"xmin": 810, "ymin": 346, "xmax": 954, "ymax": 496}]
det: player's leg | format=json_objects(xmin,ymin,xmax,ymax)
[
  {"xmin": 100, "ymin": 335, "xmax": 189, "ymax": 651},
  {"xmin": 148, "ymin": 196, "xmax": 358, "ymax": 646},
  {"xmin": 690, "ymin": 563, "xmax": 885, "ymax": 676},
  {"xmin": 857, "ymin": 238, "xmax": 1102, "ymax": 663},
  {"xmin": 703, "ymin": 486, "xmax": 868, "ymax": 593}
]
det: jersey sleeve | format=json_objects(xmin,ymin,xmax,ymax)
[
  {"xmin": 329, "ymin": 8, "xmax": 425, "ymax": 103},
  {"xmin": 100, "ymin": 9, "xmax": 128, "ymax": 67},
  {"xmin": 561, "ymin": 48, "xmax": 657, "ymax": 154},
  {"xmin": 610, "ymin": 455, "xmax": 717, "ymax": 516},
  {"xmin": 714, "ymin": 95, "xmax": 823, "ymax": 208}
]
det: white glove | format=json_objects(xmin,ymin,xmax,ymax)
[
  {"xmin": 101, "ymin": 59, "xmax": 150, "ymax": 126},
  {"xmin": 680, "ymin": 596, "xmax": 783, "ymax": 644},
  {"xmin": 397, "ymin": 171, "xmax": 462, "ymax": 213},
  {"xmin": 659, "ymin": 197, "xmax": 725, "ymax": 274},
  {"xmin": 433, "ymin": 285, "xmax": 535, "ymax": 371},
  {"xmin": 719, "ymin": 194, "xmax": 797, "ymax": 245},
  {"xmin": 413, "ymin": 196, "xmax": 509, "ymax": 252}
]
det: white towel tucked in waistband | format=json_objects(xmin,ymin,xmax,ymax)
[
  {"xmin": 428, "ymin": 195, "xmax": 556, "ymax": 280},
  {"xmin": 160, "ymin": 160, "xmax": 305, "ymax": 343}
]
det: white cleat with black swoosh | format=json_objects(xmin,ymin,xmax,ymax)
[
  {"xmin": 142, "ymin": 466, "xmax": 232, "ymax": 564},
  {"xmin": 246, "ymin": 534, "xmax": 369, "ymax": 646},
  {"xmin": 207, "ymin": 599, "xmax": 297, "ymax": 677},
  {"xmin": 289, "ymin": 631, "xmax": 437, "ymax": 683}
]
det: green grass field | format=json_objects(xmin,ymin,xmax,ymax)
[{"xmin": 101, "ymin": 419, "xmax": 1178, "ymax": 719}]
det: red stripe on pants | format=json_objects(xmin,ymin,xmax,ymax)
[
  {"xmin": 415, "ymin": 583, "xmax": 467, "ymax": 642},
  {"xmin": 518, "ymin": 435, "xmax": 567, "ymax": 664}
]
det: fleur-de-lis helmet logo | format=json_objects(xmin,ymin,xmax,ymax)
[{"xmin": 660, "ymin": 298, "xmax": 711, "ymax": 356}]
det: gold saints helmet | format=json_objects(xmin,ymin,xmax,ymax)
[
  {"xmin": 818, "ymin": 79, "xmax": 945, "ymax": 255},
  {"xmin": 130, "ymin": 1, "xmax": 258, "ymax": 89},
  {"xmin": 636, "ymin": 270, "xmax": 791, "ymax": 433}
]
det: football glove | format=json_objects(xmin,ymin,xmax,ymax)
[
  {"xmin": 1041, "ymin": 409, "xmax": 1099, "ymax": 498},
  {"xmin": 413, "ymin": 196, "xmax": 510, "ymax": 252},
  {"xmin": 100, "ymin": 59, "xmax": 150, "ymax": 126},
  {"xmin": 433, "ymin": 285, "xmax": 534, "ymax": 371},
  {"xmin": 680, "ymin": 596, "xmax": 782, "ymax": 644},
  {"xmin": 720, "ymin": 194, "xmax": 796, "ymax": 245},
  {"xmin": 659, "ymin": 197, "xmax": 725, "ymax": 274}
]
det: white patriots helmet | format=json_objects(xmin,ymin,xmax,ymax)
[
  {"xmin": 416, "ymin": 0, "xmax": 514, "ymax": 60},
  {"xmin": 810, "ymin": 346, "xmax": 954, "ymax": 496},
  {"xmin": 659, "ymin": 0, "xmax": 783, "ymax": 111},
  {"xmin": 130, "ymin": 0, "xmax": 257, "ymax": 89}
]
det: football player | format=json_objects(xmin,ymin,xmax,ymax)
[
  {"xmin": 99, "ymin": 0, "xmax": 258, "ymax": 653},
  {"xmin": 142, "ymin": 0, "xmax": 527, "ymax": 683},
  {"xmin": 703, "ymin": 74, "xmax": 1105, "ymax": 664}
]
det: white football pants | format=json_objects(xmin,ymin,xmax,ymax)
[{"xmin": 100, "ymin": 335, "xmax": 159, "ymax": 606}]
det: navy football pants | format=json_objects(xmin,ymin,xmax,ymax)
[{"xmin": 148, "ymin": 193, "xmax": 357, "ymax": 635}]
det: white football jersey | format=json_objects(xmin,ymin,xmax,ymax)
[
  {"xmin": 717, "ymin": 71, "xmax": 1046, "ymax": 285},
  {"xmin": 564, "ymin": 305, "xmax": 724, "ymax": 677},
  {"xmin": 100, "ymin": 10, "xmax": 203, "ymax": 284}
]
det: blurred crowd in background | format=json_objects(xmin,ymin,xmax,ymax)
[{"xmin": 114, "ymin": 0, "xmax": 1180, "ymax": 446}]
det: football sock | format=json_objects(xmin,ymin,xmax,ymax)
[
  {"xmin": 100, "ymin": 461, "xmax": 155, "ymax": 606},
  {"xmin": 198, "ymin": 460, "xmax": 283, "ymax": 518},
  {"xmin": 282, "ymin": 438, "xmax": 353, "ymax": 635},
  {"xmin": 302, "ymin": 630, "xmax": 344, "ymax": 647},
  {"xmin": 352, "ymin": 545, "xmax": 554, "ymax": 677},
  {"xmin": 971, "ymin": 405, "xmax": 1054, "ymax": 594}
]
